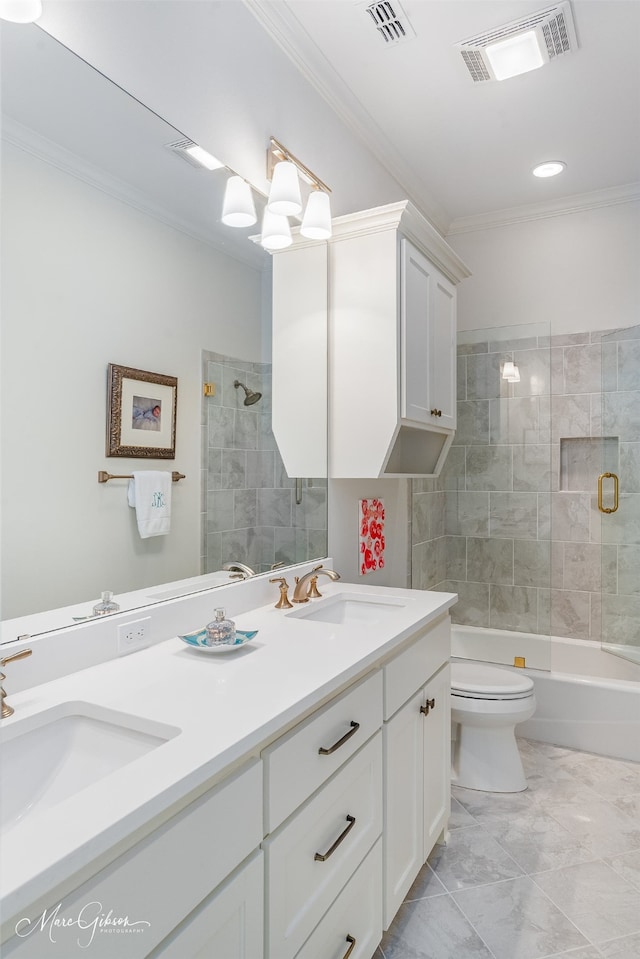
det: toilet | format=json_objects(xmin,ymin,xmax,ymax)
[{"xmin": 450, "ymin": 661, "xmax": 536, "ymax": 793}]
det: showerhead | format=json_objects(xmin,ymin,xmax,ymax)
[{"xmin": 234, "ymin": 379, "xmax": 262, "ymax": 407}]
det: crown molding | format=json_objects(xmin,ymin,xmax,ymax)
[
  {"xmin": 447, "ymin": 183, "xmax": 640, "ymax": 236},
  {"xmin": 242, "ymin": 0, "xmax": 450, "ymax": 235},
  {"xmin": 2, "ymin": 117, "xmax": 268, "ymax": 272}
]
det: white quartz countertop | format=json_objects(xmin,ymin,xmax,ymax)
[{"xmin": 0, "ymin": 582, "xmax": 455, "ymax": 926}]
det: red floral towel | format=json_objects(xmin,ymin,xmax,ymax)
[{"xmin": 359, "ymin": 498, "xmax": 385, "ymax": 576}]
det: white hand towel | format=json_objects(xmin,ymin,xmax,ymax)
[{"xmin": 128, "ymin": 471, "xmax": 172, "ymax": 539}]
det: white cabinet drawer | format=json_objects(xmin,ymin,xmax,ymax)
[
  {"xmin": 264, "ymin": 670, "xmax": 382, "ymax": 832},
  {"xmin": 265, "ymin": 733, "xmax": 382, "ymax": 959},
  {"xmin": 384, "ymin": 615, "xmax": 450, "ymax": 720},
  {"xmin": 295, "ymin": 839, "xmax": 382, "ymax": 959},
  {"xmin": 3, "ymin": 760, "xmax": 262, "ymax": 959},
  {"xmin": 151, "ymin": 851, "xmax": 263, "ymax": 959}
]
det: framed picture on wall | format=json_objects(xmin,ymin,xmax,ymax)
[{"xmin": 106, "ymin": 363, "xmax": 178, "ymax": 458}]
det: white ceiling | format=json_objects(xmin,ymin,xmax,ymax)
[{"xmin": 248, "ymin": 0, "xmax": 640, "ymax": 231}]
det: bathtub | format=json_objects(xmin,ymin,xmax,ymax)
[{"xmin": 451, "ymin": 625, "xmax": 640, "ymax": 763}]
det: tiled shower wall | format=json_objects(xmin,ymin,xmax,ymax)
[
  {"xmin": 201, "ymin": 350, "xmax": 327, "ymax": 575},
  {"xmin": 412, "ymin": 326, "xmax": 640, "ymax": 644}
]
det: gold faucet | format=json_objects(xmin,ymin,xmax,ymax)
[
  {"xmin": 269, "ymin": 577, "xmax": 293, "ymax": 609},
  {"xmin": 1, "ymin": 648, "xmax": 33, "ymax": 718},
  {"xmin": 292, "ymin": 564, "xmax": 341, "ymax": 604}
]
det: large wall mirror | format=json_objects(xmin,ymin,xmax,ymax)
[{"xmin": 0, "ymin": 23, "xmax": 328, "ymax": 642}]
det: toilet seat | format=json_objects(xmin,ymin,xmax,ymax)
[{"xmin": 451, "ymin": 662, "xmax": 534, "ymax": 701}]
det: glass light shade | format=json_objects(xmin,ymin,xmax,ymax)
[
  {"xmin": 267, "ymin": 160, "xmax": 302, "ymax": 216},
  {"xmin": 260, "ymin": 209, "xmax": 292, "ymax": 250},
  {"xmin": 502, "ymin": 361, "xmax": 520, "ymax": 383},
  {"xmin": 221, "ymin": 176, "xmax": 257, "ymax": 228},
  {"xmin": 300, "ymin": 190, "xmax": 332, "ymax": 240},
  {"xmin": 532, "ymin": 161, "xmax": 566, "ymax": 178},
  {"xmin": 0, "ymin": 0, "xmax": 42, "ymax": 21},
  {"xmin": 485, "ymin": 30, "xmax": 544, "ymax": 81}
]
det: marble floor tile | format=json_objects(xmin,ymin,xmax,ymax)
[
  {"xmin": 451, "ymin": 785, "xmax": 536, "ymax": 823},
  {"xmin": 453, "ymin": 876, "xmax": 589, "ymax": 959},
  {"xmin": 565, "ymin": 756, "xmax": 640, "ymax": 799},
  {"xmin": 427, "ymin": 823, "xmax": 524, "ymax": 891},
  {"xmin": 539, "ymin": 799, "xmax": 640, "ymax": 858},
  {"xmin": 525, "ymin": 774, "xmax": 604, "ymax": 806},
  {"xmin": 606, "ymin": 849, "xmax": 640, "ymax": 891},
  {"xmin": 380, "ymin": 893, "xmax": 495, "ymax": 959},
  {"xmin": 449, "ymin": 796, "xmax": 479, "ymax": 830},
  {"xmin": 542, "ymin": 950, "xmax": 601, "ymax": 959},
  {"xmin": 531, "ymin": 860, "xmax": 640, "ymax": 943},
  {"xmin": 597, "ymin": 931, "xmax": 640, "ymax": 958},
  {"xmin": 483, "ymin": 808, "xmax": 595, "ymax": 872},
  {"xmin": 403, "ymin": 863, "xmax": 448, "ymax": 901}
]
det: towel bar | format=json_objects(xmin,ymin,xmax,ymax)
[{"xmin": 98, "ymin": 470, "xmax": 185, "ymax": 483}]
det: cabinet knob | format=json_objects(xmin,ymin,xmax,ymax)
[
  {"xmin": 430, "ymin": 408, "xmax": 442, "ymax": 417},
  {"xmin": 420, "ymin": 697, "xmax": 436, "ymax": 716}
]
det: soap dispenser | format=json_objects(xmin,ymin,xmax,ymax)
[
  {"xmin": 205, "ymin": 608, "xmax": 236, "ymax": 646},
  {"xmin": 92, "ymin": 591, "xmax": 120, "ymax": 616}
]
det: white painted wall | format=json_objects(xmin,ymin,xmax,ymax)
[
  {"xmin": 449, "ymin": 202, "xmax": 640, "ymax": 335},
  {"xmin": 0, "ymin": 144, "xmax": 264, "ymax": 618}
]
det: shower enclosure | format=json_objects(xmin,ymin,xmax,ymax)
[{"xmin": 413, "ymin": 321, "xmax": 640, "ymax": 670}]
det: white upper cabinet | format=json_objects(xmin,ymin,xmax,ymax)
[{"xmin": 329, "ymin": 202, "xmax": 470, "ymax": 478}]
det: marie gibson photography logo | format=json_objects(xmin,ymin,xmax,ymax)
[{"xmin": 15, "ymin": 901, "xmax": 151, "ymax": 949}]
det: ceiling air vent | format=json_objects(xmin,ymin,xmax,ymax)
[
  {"xmin": 364, "ymin": 1, "xmax": 416, "ymax": 45},
  {"xmin": 455, "ymin": 1, "xmax": 578, "ymax": 82}
]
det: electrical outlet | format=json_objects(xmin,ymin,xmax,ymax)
[{"xmin": 117, "ymin": 617, "xmax": 152, "ymax": 656}]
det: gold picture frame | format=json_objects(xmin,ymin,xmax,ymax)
[{"xmin": 106, "ymin": 363, "xmax": 177, "ymax": 458}]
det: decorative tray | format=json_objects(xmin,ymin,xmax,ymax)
[{"xmin": 178, "ymin": 627, "xmax": 258, "ymax": 654}]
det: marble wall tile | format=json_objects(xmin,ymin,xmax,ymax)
[
  {"xmin": 293, "ymin": 487, "xmax": 327, "ymax": 529},
  {"xmin": 445, "ymin": 536, "xmax": 467, "ymax": 581},
  {"xmin": 602, "ymin": 544, "xmax": 619, "ymax": 594},
  {"xmin": 602, "ymin": 594, "xmax": 640, "ymax": 645},
  {"xmin": 233, "ymin": 488, "xmax": 257, "ymax": 529},
  {"xmin": 467, "ymin": 537, "xmax": 514, "ymax": 584},
  {"xmin": 454, "ymin": 400, "xmax": 490, "ymax": 446},
  {"xmin": 221, "ymin": 449, "xmax": 247, "ymax": 489},
  {"xmin": 618, "ymin": 339, "xmax": 640, "ymax": 392},
  {"xmin": 512, "ymin": 444, "xmax": 552, "ymax": 492},
  {"xmin": 560, "ymin": 436, "xmax": 618, "ymax": 492},
  {"xmin": 549, "ymin": 589, "xmax": 591, "ymax": 640},
  {"xmin": 489, "ymin": 491, "xmax": 538, "ymax": 540},
  {"xmin": 564, "ymin": 344, "xmax": 603, "ymax": 395},
  {"xmin": 490, "ymin": 585, "xmax": 538, "ymax": 632},
  {"xmin": 563, "ymin": 543, "xmax": 602, "ymax": 592},
  {"xmin": 602, "ymin": 340, "xmax": 619, "ymax": 393},
  {"xmin": 258, "ymin": 411, "xmax": 277, "ymax": 450},
  {"xmin": 548, "ymin": 394, "xmax": 591, "ymax": 442},
  {"xmin": 512, "ymin": 348, "xmax": 551, "ymax": 398},
  {"xmin": 205, "ymin": 531, "xmax": 222, "ymax": 574},
  {"xmin": 445, "ymin": 580, "xmax": 491, "ymax": 627},
  {"xmin": 245, "ymin": 449, "xmax": 275, "ymax": 489},
  {"xmin": 603, "ymin": 392, "xmax": 640, "ymax": 442},
  {"xmin": 273, "ymin": 527, "xmax": 296, "ymax": 566},
  {"xmin": 466, "ymin": 352, "xmax": 509, "ymax": 400},
  {"xmin": 617, "ymin": 545, "xmax": 640, "ymax": 594},
  {"xmin": 620, "ymin": 443, "xmax": 640, "ymax": 493},
  {"xmin": 489, "ymin": 335, "xmax": 540, "ymax": 353},
  {"xmin": 513, "ymin": 540, "xmax": 551, "ymax": 588},
  {"xmin": 412, "ymin": 539, "xmax": 444, "ymax": 591},
  {"xmin": 446, "ymin": 491, "xmax": 489, "ymax": 536},
  {"xmin": 546, "ymin": 493, "xmax": 591, "ymax": 543},
  {"xmin": 489, "ymin": 397, "xmax": 540, "ymax": 445},
  {"xmin": 602, "ymin": 494, "xmax": 640, "ymax": 545},
  {"xmin": 206, "ymin": 489, "xmax": 234, "ymax": 533},
  {"xmin": 550, "ymin": 347, "xmax": 565, "ymax": 395},
  {"xmin": 466, "ymin": 446, "xmax": 513, "ymax": 491},
  {"xmin": 412, "ymin": 491, "xmax": 434, "ymax": 544},
  {"xmin": 457, "ymin": 355, "xmax": 467, "ymax": 400},
  {"xmin": 257, "ymin": 488, "xmax": 292, "ymax": 527},
  {"xmin": 549, "ymin": 332, "xmax": 591, "ymax": 347},
  {"xmin": 438, "ymin": 446, "xmax": 466, "ymax": 491},
  {"xmin": 457, "ymin": 340, "xmax": 489, "ymax": 355},
  {"xmin": 205, "ymin": 449, "xmax": 223, "ymax": 491},
  {"xmin": 208, "ymin": 406, "xmax": 235, "ymax": 448}
]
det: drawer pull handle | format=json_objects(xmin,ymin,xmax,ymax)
[
  {"xmin": 430, "ymin": 408, "xmax": 442, "ymax": 417},
  {"xmin": 314, "ymin": 815, "xmax": 356, "ymax": 862},
  {"xmin": 420, "ymin": 697, "xmax": 436, "ymax": 716},
  {"xmin": 318, "ymin": 721, "xmax": 360, "ymax": 755},
  {"xmin": 342, "ymin": 934, "xmax": 356, "ymax": 959}
]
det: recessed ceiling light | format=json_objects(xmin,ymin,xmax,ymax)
[{"xmin": 532, "ymin": 161, "xmax": 566, "ymax": 178}]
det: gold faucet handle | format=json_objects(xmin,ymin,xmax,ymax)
[
  {"xmin": 0, "ymin": 647, "xmax": 32, "ymax": 718},
  {"xmin": 307, "ymin": 575, "xmax": 323, "ymax": 599},
  {"xmin": 269, "ymin": 577, "xmax": 293, "ymax": 609}
]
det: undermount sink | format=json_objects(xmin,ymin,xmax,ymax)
[
  {"xmin": 287, "ymin": 592, "xmax": 407, "ymax": 626},
  {"xmin": 0, "ymin": 702, "xmax": 180, "ymax": 835}
]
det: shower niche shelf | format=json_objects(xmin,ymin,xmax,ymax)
[{"xmin": 559, "ymin": 436, "xmax": 619, "ymax": 492}]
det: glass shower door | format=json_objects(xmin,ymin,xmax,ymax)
[{"xmin": 600, "ymin": 326, "xmax": 640, "ymax": 666}]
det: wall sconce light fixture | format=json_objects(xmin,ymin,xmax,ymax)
[
  {"xmin": 264, "ymin": 137, "xmax": 332, "ymax": 247},
  {"xmin": 221, "ymin": 175, "xmax": 257, "ymax": 227},
  {"xmin": 0, "ymin": 0, "xmax": 42, "ymax": 22},
  {"xmin": 502, "ymin": 361, "xmax": 521, "ymax": 383}
]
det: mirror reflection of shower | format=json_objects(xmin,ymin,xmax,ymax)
[{"xmin": 234, "ymin": 379, "xmax": 262, "ymax": 406}]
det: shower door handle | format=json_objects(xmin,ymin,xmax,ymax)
[{"xmin": 597, "ymin": 472, "xmax": 619, "ymax": 514}]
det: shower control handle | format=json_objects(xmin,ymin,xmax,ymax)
[{"xmin": 420, "ymin": 697, "xmax": 436, "ymax": 716}]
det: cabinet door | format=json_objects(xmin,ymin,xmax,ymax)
[
  {"xmin": 151, "ymin": 852, "xmax": 263, "ymax": 959},
  {"xmin": 401, "ymin": 239, "xmax": 456, "ymax": 432},
  {"xmin": 422, "ymin": 664, "xmax": 451, "ymax": 859},
  {"xmin": 383, "ymin": 689, "xmax": 424, "ymax": 929}
]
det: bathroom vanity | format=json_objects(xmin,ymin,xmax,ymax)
[{"xmin": 0, "ymin": 580, "xmax": 454, "ymax": 959}]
